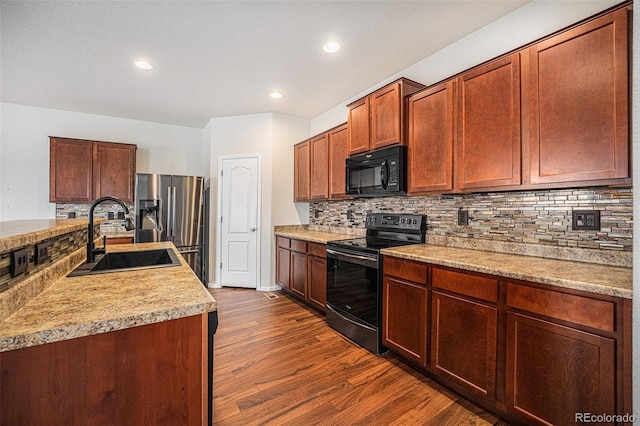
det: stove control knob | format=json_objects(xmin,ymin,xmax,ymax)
[{"xmin": 412, "ymin": 218, "xmax": 418, "ymax": 224}]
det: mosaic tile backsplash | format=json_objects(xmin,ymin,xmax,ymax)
[
  {"xmin": 56, "ymin": 203, "xmax": 135, "ymax": 234},
  {"xmin": 310, "ymin": 187, "xmax": 632, "ymax": 252}
]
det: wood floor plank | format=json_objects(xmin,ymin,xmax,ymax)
[{"xmin": 211, "ymin": 288, "xmax": 504, "ymax": 425}]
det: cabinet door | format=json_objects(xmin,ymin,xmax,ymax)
[
  {"xmin": 457, "ymin": 54, "xmax": 521, "ymax": 190},
  {"xmin": 506, "ymin": 312, "xmax": 615, "ymax": 425},
  {"xmin": 290, "ymin": 250, "xmax": 307, "ymax": 300},
  {"xmin": 528, "ymin": 9, "xmax": 629, "ymax": 185},
  {"xmin": 293, "ymin": 141, "xmax": 310, "ymax": 202},
  {"xmin": 431, "ymin": 291, "xmax": 498, "ymax": 400},
  {"xmin": 370, "ymin": 83, "xmax": 401, "ymax": 150},
  {"xmin": 382, "ymin": 276, "xmax": 428, "ymax": 367},
  {"xmin": 348, "ymin": 97, "xmax": 370, "ymax": 155},
  {"xmin": 307, "ymin": 255, "xmax": 326, "ymax": 312},
  {"xmin": 309, "ymin": 134, "xmax": 329, "ymax": 200},
  {"xmin": 94, "ymin": 142, "xmax": 136, "ymax": 203},
  {"xmin": 328, "ymin": 124, "xmax": 349, "ymax": 199},
  {"xmin": 276, "ymin": 247, "xmax": 290, "ymax": 290},
  {"xmin": 49, "ymin": 138, "xmax": 93, "ymax": 202},
  {"xmin": 407, "ymin": 81, "xmax": 455, "ymax": 194}
]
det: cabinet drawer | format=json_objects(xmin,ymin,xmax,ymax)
[
  {"xmin": 290, "ymin": 239, "xmax": 307, "ymax": 253},
  {"xmin": 307, "ymin": 242, "xmax": 326, "ymax": 258},
  {"xmin": 507, "ymin": 283, "xmax": 614, "ymax": 332},
  {"xmin": 432, "ymin": 267, "xmax": 498, "ymax": 303},
  {"xmin": 276, "ymin": 236, "xmax": 290, "ymax": 249},
  {"xmin": 383, "ymin": 257, "xmax": 427, "ymax": 285}
]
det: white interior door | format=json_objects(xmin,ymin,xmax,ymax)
[{"xmin": 219, "ymin": 156, "xmax": 259, "ymax": 288}]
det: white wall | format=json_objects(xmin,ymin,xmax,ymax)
[
  {"xmin": 206, "ymin": 112, "xmax": 310, "ymax": 291},
  {"xmin": 311, "ymin": 0, "xmax": 622, "ymax": 133},
  {"xmin": 0, "ymin": 103, "xmax": 204, "ymax": 221}
]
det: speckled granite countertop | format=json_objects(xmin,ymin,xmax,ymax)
[
  {"xmin": 274, "ymin": 228, "xmax": 357, "ymax": 244},
  {"xmin": 0, "ymin": 241, "xmax": 216, "ymax": 352},
  {"xmin": 0, "ymin": 219, "xmax": 96, "ymax": 253},
  {"xmin": 381, "ymin": 244, "xmax": 632, "ymax": 299}
]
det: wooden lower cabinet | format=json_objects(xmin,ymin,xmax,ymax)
[
  {"xmin": 382, "ymin": 276, "xmax": 428, "ymax": 367},
  {"xmin": 290, "ymin": 250, "xmax": 307, "ymax": 299},
  {"xmin": 307, "ymin": 254, "xmax": 327, "ymax": 312},
  {"xmin": 380, "ymin": 256, "xmax": 630, "ymax": 426},
  {"xmin": 506, "ymin": 312, "xmax": 615, "ymax": 425},
  {"xmin": 431, "ymin": 291, "xmax": 498, "ymax": 400},
  {"xmin": 275, "ymin": 236, "xmax": 327, "ymax": 312},
  {"xmin": 1, "ymin": 314, "xmax": 207, "ymax": 425}
]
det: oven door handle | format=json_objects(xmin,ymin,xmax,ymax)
[{"xmin": 326, "ymin": 248, "xmax": 378, "ymax": 268}]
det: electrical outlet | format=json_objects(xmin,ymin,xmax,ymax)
[
  {"xmin": 10, "ymin": 248, "xmax": 29, "ymax": 277},
  {"xmin": 36, "ymin": 242, "xmax": 50, "ymax": 265},
  {"xmin": 572, "ymin": 210, "xmax": 600, "ymax": 231},
  {"xmin": 458, "ymin": 209, "xmax": 469, "ymax": 226},
  {"xmin": 117, "ymin": 211, "xmax": 125, "ymax": 220},
  {"xmin": 108, "ymin": 211, "xmax": 115, "ymax": 220}
]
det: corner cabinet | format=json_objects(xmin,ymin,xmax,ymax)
[
  {"xmin": 50, "ymin": 137, "xmax": 137, "ymax": 203},
  {"xmin": 294, "ymin": 122, "xmax": 349, "ymax": 202},
  {"xmin": 527, "ymin": 8, "xmax": 630, "ymax": 186},
  {"xmin": 380, "ymin": 255, "xmax": 631, "ymax": 426},
  {"xmin": 347, "ymin": 78, "xmax": 425, "ymax": 155},
  {"xmin": 275, "ymin": 236, "xmax": 327, "ymax": 313}
]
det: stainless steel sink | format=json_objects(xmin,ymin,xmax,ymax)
[{"xmin": 68, "ymin": 248, "xmax": 182, "ymax": 277}]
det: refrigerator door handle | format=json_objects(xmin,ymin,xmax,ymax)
[
  {"xmin": 167, "ymin": 186, "xmax": 172, "ymax": 238},
  {"xmin": 178, "ymin": 248, "xmax": 200, "ymax": 254},
  {"xmin": 172, "ymin": 186, "xmax": 177, "ymax": 241}
]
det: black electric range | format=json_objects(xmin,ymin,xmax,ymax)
[{"xmin": 325, "ymin": 213, "xmax": 426, "ymax": 354}]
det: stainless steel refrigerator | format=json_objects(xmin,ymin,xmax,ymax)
[{"xmin": 134, "ymin": 173, "xmax": 206, "ymax": 283}]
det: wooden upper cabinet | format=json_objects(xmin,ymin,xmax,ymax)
[
  {"xmin": 457, "ymin": 54, "xmax": 521, "ymax": 190},
  {"xmin": 407, "ymin": 81, "xmax": 456, "ymax": 194},
  {"xmin": 94, "ymin": 142, "xmax": 136, "ymax": 202},
  {"xmin": 50, "ymin": 138, "xmax": 94, "ymax": 203},
  {"xmin": 293, "ymin": 141, "xmax": 310, "ymax": 202},
  {"xmin": 50, "ymin": 137, "xmax": 136, "ymax": 203},
  {"xmin": 348, "ymin": 78, "xmax": 425, "ymax": 155},
  {"xmin": 527, "ymin": 8, "xmax": 629, "ymax": 185},
  {"xmin": 309, "ymin": 134, "xmax": 329, "ymax": 200},
  {"xmin": 328, "ymin": 123, "xmax": 349, "ymax": 199},
  {"xmin": 370, "ymin": 83, "xmax": 402, "ymax": 150},
  {"xmin": 347, "ymin": 97, "xmax": 370, "ymax": 155}
]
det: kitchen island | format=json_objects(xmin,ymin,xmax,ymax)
[{"xmin": 0, "ymin": 220, "xmax": 217, "ymax": 425}]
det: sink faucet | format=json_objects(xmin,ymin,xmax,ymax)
[{"xmin": 87, "ymin": 196, "xmax": 135, "ymax": 263}]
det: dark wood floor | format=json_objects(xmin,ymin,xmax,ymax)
[{"xmin": 210, "ymin": 287, "xmax": 505, "ymax": 425}]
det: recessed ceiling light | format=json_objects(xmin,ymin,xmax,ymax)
[
  {"xmin": 134, "ymin": 60, "xmax": 154, "ymax": 70},
  {"xmin": 323, "ymin": 42, "xmax": 340, "ymax": 53},
  {"xmin": 270, "ymin": 92, "xmax": 283, "ymax": 99}
]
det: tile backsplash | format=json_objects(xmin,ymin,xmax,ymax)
[
  {"xmin": 310, "ymin": 187, "xmax": 632, "ymax": 252},
  {"xmin": 56, "ymin": 203, "xmax": 135, "ymax": 234}
]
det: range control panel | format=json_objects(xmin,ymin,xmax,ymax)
[{"xmin": 365, "ymin": 213, "xmax": 426, "ymax": 231}]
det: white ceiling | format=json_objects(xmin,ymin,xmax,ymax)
[{"xmin": 1, "ymin": 1, "xmax": 530, "ymax": 129}]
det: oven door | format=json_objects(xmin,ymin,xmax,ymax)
[{"xmin": 326, "ymin": 247, "xmax": 379, "ymax": 328}]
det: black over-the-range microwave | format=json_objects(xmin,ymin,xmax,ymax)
[{"xmin": 345, "ymin": 145, "xmax": 407, "ymax": 197}]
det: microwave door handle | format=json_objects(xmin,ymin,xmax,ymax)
[{"xmin": 380, "ymin": 161, "xmax": 388, "ymax": 189}]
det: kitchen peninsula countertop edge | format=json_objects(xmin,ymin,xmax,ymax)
[{"xmin": 0, "ymin": 241, "xmax": 216, "ymax": 352}]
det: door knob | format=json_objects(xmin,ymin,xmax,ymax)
[{"xmin": 250, "ymin": 227, "xmax": 256, "ymax": 232}]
